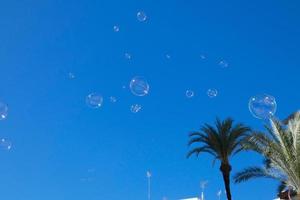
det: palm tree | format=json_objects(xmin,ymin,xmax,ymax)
[
  {"xmin": 187, "ymin": 118, "xmax": 251, "ymax": 200},
  {"xmin": 234, "ymin": 111, "xmax": 300, "ymax": 198}
]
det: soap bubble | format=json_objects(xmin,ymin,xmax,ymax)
[
  {"xmin": 86, "ymin": 93, "xmax": 103, "ymax": 108},
  {"xmin": 0, "ymin": 138, "xmax": 12, "ymax": 151},
  {"xmin": 125, "ymin": 53, "xmax": 132, "ymax": 60},
  {"xmin": 249, "ymin": 94, "xmax": 277, "ymax": 119},
  {"xmin": 186, "ymin": 90, "xmax": 194, "ymax": 98},
  {"xmin": 109, "ymin": 96, "xmax": 117, "ymax": 103},
  {"xmin": 219, "ymin": 60, "xmax": 229, "ymax": 68},
  {"xmin": 68, "ymin": 72, "xmax": 75, "ymax": 79},
  {"xmin": 165, "ymin": 54, "xmax": 171, "ymax": 59},
  {"xmin": 207, "ymin": 89, "xmax": 218, "ymax": 98},
  {"xmin": 129, "ymin": 76, "xmax": 149, "ymax": 96},
  {"xmin": 113, "ymin": 25, "xmax": 120, "ymax": 32},
  {"xmin": 131, "ymin": 104, "xmax": 142, "ymax": 113},
  {"xmin": 0, "ymin": 102, "xmax": 8, "ymax": 120},
  {"xmin": 137, "ymin": 11, "xmax": 147, "ymax": 22}
]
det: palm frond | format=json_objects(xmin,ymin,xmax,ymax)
[
  {"xmin": 187, "ymin": 117, "xmax": 250, "ymax": 163},
  {"xmin": 234, "ymin": 167, "xmax": 279, "ymax": 183},
  {"xmin": 236, "ymin": 111, "xmax": 300, "ymax": 192}
]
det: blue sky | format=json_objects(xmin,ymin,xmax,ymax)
[{"xmin": 0, "ymin": 0, "xmax": 300, "ymax": 199}]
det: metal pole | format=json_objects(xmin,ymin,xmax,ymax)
[{"xmin": 147, "ymin": 171, "xmax": 151, "ymax": 200}]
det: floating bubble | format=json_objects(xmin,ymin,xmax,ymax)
[
  {"xmin": 109, "ymin": 96, "xmax": 117, "ymax": 103},
  {"xmin": 186, "ymin": 90, "xmax": 194, "ymax": 98},
  {"xmin": 249, "ymin": 94, "xmax": 277, "ymax": 119},
  {"xmin": 86, "ymin": 93, "xmax": 103, "ymax": 108},
  {"xmin": 131, "ymin": 104, "xmax": 142, "ymax": 113},
  {"xmin": 219, "ymin": 60, "xmax": 229, "ymax": 68},
  {"xmin": 137, "ymin": 11, "xmax": 147, "ymax": 22},
  {"xmin": 0, "ymin": 138, "xmax": 12, "ymax": 151},
  {"xmin": 129, "ymin": 76, "xmax": 149, "ymax": 96},
  {"xmin": 125, "ymin": 53, "xmax": 132, "ymax": 60},
  {"xmin": 113, "ymin": 25, "xmax": 120, "ymax": 32},
  {"xmin": 207, "ymin": 88, "xmax": 218, "ymax": 98},
  {"xmin": 0, "ymin": 102, "xmax": 8, "ymax": 120},
  {"xmin": 165, "ymin": 54, "xmax": 171, "ymax": 59},
  {"xmin": 68, "ymin": 72, "xmax": 75, "ymax": 79}
]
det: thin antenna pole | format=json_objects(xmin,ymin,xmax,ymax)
[
  {"xmin": 200, "ymin": 181, "xmax": 208, "ymax": 200},
  {"xmin": 147, "ymin": 171, "xmax": 151, "ymax": 200},
  {"xmin": 217, "ymin": 190, "xmax": 222, "ymax": 200}
]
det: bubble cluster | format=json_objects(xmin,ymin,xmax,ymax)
[
  {"xmin": 137, "ymin": 11, "xmax": 147, "ymax": 22},
  {"xmin": 131, "ymin": 104, "xmax": 142, "ymax": 113},
  {"xmin": 207, "ymin": 88, "xmax": 218, "ymax": 98},
  {"xmin": 86, "ymin": 93, "xmax": 103, "ymax": 108},
  {"xmin": 0, "ymin": 102, "xmax": 8, "ymax": 120},
  {"xmin": 186, "ymin": 90, "xmax": 194, "ymax": 98},
  {"xmin": 130, "ymin": 76, "xmax": 149, "ymax": 96},
  {"xmin": 0, "ymin": 138, "xmax": 12, "ymax": 151},
  {"xmin": 249, "ymin": 94, "xmax": 277, "ymax": 119},
  {"xmin": 113, "ymin": 25, "xmax": 120, "ymax": 32}
]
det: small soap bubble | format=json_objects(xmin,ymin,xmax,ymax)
[
  {"xmin": 0, "ymin": 102, "xmax": 8, "ymax": 120},
  {"xmin": 219, "ymin": 60, "xmax": 229, "ymax": 68},
  {"xmin": 113, "ymin": 25, "xmax": 120, "ymax": 32},
  {"xmin": 207, "ymin": 88, "xmax": 218, "ymax": 98},
  {"xmin": 86, "ymin": 93, "xmax": 103, "ymax": 108},
  {"xmin": 125, "ymin": 53, "xmax": 132, "ymax": 60},
  {"xmin": 131, "ymin": 104, "xmax": 142, "ymax": 113},
  {"xmin": 68, "ymin": 72, "xmax": 75, "ymax": 79},
  {"xmin": 137, "ymin": 11, "xmax": 147, "ymax": 22},
  {"xmin": 186, "ymin": 90, "xmax": 194, "ymax": 98},
  {"xmin": 165, "ymin": 54, "xmax": 171, "ymax": 59},
  {"xmin": 0, "ymin": 138, "xmax": 12, "ymax": 151},
  {"xmin": 109, "ymin": 96, "xmax": 117, "ymax": 103}
]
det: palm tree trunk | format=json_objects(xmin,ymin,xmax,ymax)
[{"xmin": 220, "ymin": 162, "xmax": 232, "ymax": 200}]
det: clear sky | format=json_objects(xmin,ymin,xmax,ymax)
[{"xmin": 0, "ymin": 0, "xmax": 299, "ymax": 200}]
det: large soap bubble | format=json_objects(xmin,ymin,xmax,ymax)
[
  {"xmin": 249, "ymin": 94, "xmax": 277, "ymax": 119},
  {"xmin": 86, "ymin": 93, "xmax": 103, "ymax": 108},
  {"xmin": 0, "ymin": 102, "xmax": 8, "ymax": 120},
  {"xmin": 129, "ymin": 76, "xmax": 149, "ymax": 96}
]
